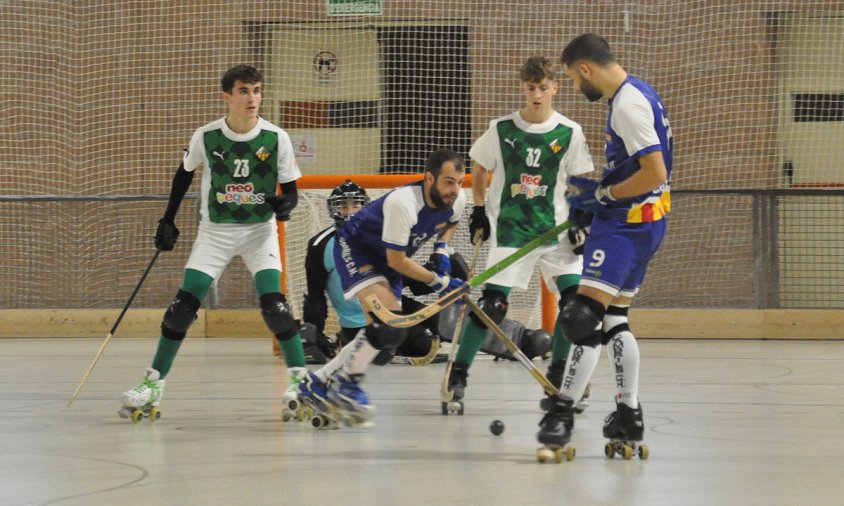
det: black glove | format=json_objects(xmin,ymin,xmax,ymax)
[
  {"xmin": 469, "ymin": 205, "xmax": 491, "ymax": 244},
  {"xmin": 567, "ymin": 209, "xmax": 593, "ymax": 255},
  {"xmin": 155, "ymin": 218, "xmax": 180, "ymax": 251},
  {"xmin": 266, "ymin": 195, "xmax": 295, "ymax": 221}
]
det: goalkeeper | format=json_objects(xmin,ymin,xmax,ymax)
[
  {"xmin": 118, "ymin": 65, "xmax": 309, "ymax": 422},
  {"xmin": 446, "ymin": 56, "xmax": 595, "ymax": 413}
]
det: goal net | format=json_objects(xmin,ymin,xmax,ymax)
[{"xmin": 2, "ymin": 1, "xmax": 844, "ymax": 316}]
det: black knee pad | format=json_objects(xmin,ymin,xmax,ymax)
[
  {"xmin": 557, "ymin": 285, "xmax": 579, "ymax": 313},
  {"xmin": 559, "ymin": 294, "xmax": 606, "ymax": 346},
  {"xmin": 601, "ymin": 305, "xmax": 630, "ymax": 345},
  {"xmin": 161, "ymin": 289, "xmax": 201, "ymax": 340},
  {"xmin": 260, "ymin": 293, "xmax": 299, "ymax": 340},
  {"xmin": 365, "ymin": 314, "xmax": 409, "ymax": 351},
  {"xmin": 468, "ymin": 288, "xmax": 509, "ymax": 329}
]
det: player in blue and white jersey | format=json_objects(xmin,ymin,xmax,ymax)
[
  {"xmin": 537, "ymin": 33, "xmax": 673, "ymax": 452},
  {"xmin": 299, "ymin": 149, "xmax": 468, "ymax": 423}
]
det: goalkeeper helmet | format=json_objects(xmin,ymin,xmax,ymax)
[{"xmin": 328, "ymin": 180, "xmax": 369, "ymax": 227}]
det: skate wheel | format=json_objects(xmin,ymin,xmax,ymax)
[
  {"xmin": 312, "ymin": 414, "xmax": 327, "ymax": 429},
  {"xmin": 553, "ymin": 448, "xmax": 564, "ymax": 463},
  {"xmin": 282, "ymin": 411, "xmax": 293, "ymax": 422},
  {"xmin": 565, "ymin": 445, "xmax": 576, "ymax": 461},
  {"xmin": 441, "ymin": 402, "xmax": 448, "ymax": 415},
  {"xmin": 295, "ymin": 409, "xmax": 306, "ymax": 422},
  {"xmin": 638, "ymin": 444, "xmax": 649, "ymax": 460},
  {"xmin": 605, "ymin": 442, "xmax": 615, "ymax": 459},
  {"xmin": 536, "ymin": 447, "xmax": 554, "ymax": 463},
  {"xmin": 149, "ymin": 407, "xmax": 160, "ymax": 422},
  {"xmin": 456, "ymin": 401, "xmax": 464, "ymax": 416},
  {"xmin": 621, "ymin": 444, "xmax": 634, "ymax": 460},
  {"xmin": 131, "ymin": 409, "xmax": 144, "ymax": 424},
  {"xmin": 287, "ymin": 398, "xmax": 300, "ymax": 412}
]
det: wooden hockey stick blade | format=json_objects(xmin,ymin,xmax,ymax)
[
  {"xmin": 368, "ymin": 221, "xmax": 571, "ymax": 329},
  {"xmin": 463, "ymin": 296, "xmax": 560, "ymax": 397},
  {"xmin": 364, "ymin": 283, "xmax": 470, "ymax": 328},
  {"xmin": 67, "ymin": 248, "xmax": 162, "ymax": 407}
]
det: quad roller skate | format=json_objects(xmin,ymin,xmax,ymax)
[
  {"xmin": 603, "ymin": 401, "xmax": 649, "ymax": 460},
  {"xmin": 328, "ymin": 371, "xmax": 375, "ymax": 427},
  {"xmin": 441, "ymin": 363, "xmax": 468, "ymax": 415},
  {"xmin": 296, "ymin": 371, "xmax": 339, "ymax": 430},
  {"xmin": 281, "ymin": 367, "xmax": 312, "ymax": 422},
  {"xmin": 538, "ymin": 359, "xmax": 590, "ymax": 414},
  {"xmin": 536, "ymin": 395, "xmax": 576, "ymax": 464},
  {"xmin": 118, "ymin": 367, "xmax": 165, "ymax": 423}
]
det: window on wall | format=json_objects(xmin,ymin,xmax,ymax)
[{"xmin": 378, "ymin": 25, "xmax": 470, "ymax": 173}]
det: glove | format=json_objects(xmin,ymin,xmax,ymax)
[
  {"xmin": 469, "ymin": 205, "xmax": 491, "ymax": 244},
  {"xmin": 567, "ymin": 209, "xmax": 593, "ymax": 255},
  {"xmin": 428, "ymin": 242, "xmax": 451, "ymax": 275},
  {"xmin": 566, "ymin": 176, "xmax": 616, "ymax": 215},
  {"xmin": 427, "ymin": 272, "xmax": 465, "ymax": 295},
  {"xmin": 266, "ymin": 194, "xmax": 295, "ymax": 221},
  {"xmin": 155, "ymin": 218, "xmax": 180, "ymax": 251}
]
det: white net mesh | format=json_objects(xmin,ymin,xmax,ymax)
[{"xmin": 2, "ymin": 1, "xmax": 844, "ymax": 311}]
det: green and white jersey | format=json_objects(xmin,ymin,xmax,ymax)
[
  {"xmin": 469, "ymin": 111, "xmax": 594, "ymax": 248},
  {"xmin": 183, "ymin": 117, "xmax": 301, "ymax": 224}
]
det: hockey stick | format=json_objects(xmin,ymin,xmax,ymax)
[
  {"xmin": 441, "ymin": 231, "xmax": 484, "ymax": 402},
  {"xmin": 365, "ymin": 220, "xmax": 571, "ymax": 328},
  {"xmin": 67, "ymin": 248, "xmax": 162, "ymax": 407},
  {"xmin": 463, "ymin": 296, "xmax": 560, "ymax": 397},
  {"xmin": 389, "ymin": 337, "xmax": 442, "ymax": 366}
]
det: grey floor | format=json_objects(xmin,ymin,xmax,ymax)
[{"xmin": 2, "ymin": 338, "xmax": 843, "ymax": 506}]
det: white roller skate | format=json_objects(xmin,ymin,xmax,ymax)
[
  {"xmin": 327, "ymin": 371, "xmax": 375, "ymax": 427},
  {"xmin": 118, "ymin": 367, "xmax": 165, "ymax": 423},
  {"xmin": 281, "ymin": 367, "xmax": 311, "ymax": 422}
]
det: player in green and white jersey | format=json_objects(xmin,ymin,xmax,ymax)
[
  {"xmin": 119, "ymin": 65, "xmax": 309, "ymax": 422},
  {"xmin": 446, "ymin": 57, "xmax": 595, "ymax": 412}
]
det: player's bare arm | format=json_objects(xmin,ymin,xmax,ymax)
[
  {"xmin": 604, "ymin": 151, "xmax": 667, "ymax": 200},
  {"xmin": 386, "ymin": 248, "xmax": 439, "ymax": 285}
]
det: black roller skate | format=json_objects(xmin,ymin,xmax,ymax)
[
  {"xmin": 441, "ymin": 362, "xmax": 468, "ymax": 415},
  {"xmin": 536, "ymin": 395, "xmax": 576, "ymax": 463},
  {"xmin": 603, "ymin": 402, "xmax": 649, "ymax": 460}
]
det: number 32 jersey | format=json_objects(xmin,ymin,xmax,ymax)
[{"xmin": 469, "ymin": 111, "xmax": 594, "ymax": 248}]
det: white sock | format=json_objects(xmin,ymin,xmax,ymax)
[
  {"xmin": 316, "ymin": 338, "xmax": 356, "ymax": 383},
  {"xmin": 607, "ymin": 330, "xmax": 639, "ymax": 408},
  {"xmin": 561, "ymin": 343, "xmax": 601, "ymax": 402},
  {"xmin": 341, "ymin": 331, "xmax": 380, "ymax": 376}
]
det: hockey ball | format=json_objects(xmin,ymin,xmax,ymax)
[{"xmin": 489, "ymin": 419, "xmax": 505, "ymax": 436}]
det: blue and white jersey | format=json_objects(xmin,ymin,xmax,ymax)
[
  {"xmin": 602, "ymin": 75, "xmax": 673, "ymax": 223},
  {"xmin": 336, "ymin": 180, "xmax": 467, "ymax": 260}
]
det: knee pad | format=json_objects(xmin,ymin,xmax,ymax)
[
  {"xmin": 601, "ymin": 305, "xmax": 630, "ymax": 345},
  {"xmin": 260, "ymin": 293, "xmax": 299, "ymax": 340},
  {"xmin": 161, "ymin": 289, "xmax": 201, "ymax": 340},
  {"xmin": 557, "ymin": 285, "xmax": 579, "ymax": 313},
  {"xmin": 468, "ymin": 288, "xmax": 509, "ymax": 329},
  {"xmin": 559, "ymin": 294, "xmax": 606, "ymax": 346},
  {"xmin": 365, "ymin": 315, "xmax": 409, "ymax": 351}
]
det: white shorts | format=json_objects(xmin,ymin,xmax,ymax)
[
  {"xmin": 185, "ymin": 221, "xmax": 281, "ymax": 280},
  {"xmin": 483, "ymin": 242, "xmax": 582, "ymax": 292}
]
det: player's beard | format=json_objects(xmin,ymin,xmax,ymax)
[
  {"xmin": 429, "ymin": 185, "xmax": 455, "ymax": 211},
  {"xmin": 580, "ymin": 78, "xmax": 603, "ymax": 102}
]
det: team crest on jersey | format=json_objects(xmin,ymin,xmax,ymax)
[
  {"xmin": 255, "ymin": 146, "xmax": 271, "ymax": 161},
  {"xmin": 510, "ymin": 173, "xmax": 548, "ymax": 199},
  {"xmin": 549, "ymin": 139, "xmax": 562, "ymax": 154}
]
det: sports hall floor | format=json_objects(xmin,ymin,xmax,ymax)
[{"xmin": 2, "ymin": 337, "xmax": 842, "ymax": 506}]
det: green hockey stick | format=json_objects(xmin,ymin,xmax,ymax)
[{"xmin": 364, "ymin": 220, "xmax": 571, "ymax": 328}]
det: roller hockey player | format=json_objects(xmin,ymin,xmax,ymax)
[{"xmin": 119, "ymin": 65, "xmax": 309, "ymax": 423}]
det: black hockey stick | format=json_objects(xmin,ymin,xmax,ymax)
[{"xmin": 67, "ymin": 248, "xmax": 162, "ymax": 407}]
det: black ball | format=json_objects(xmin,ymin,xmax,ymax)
[{"xmin": 489, "ymin": 419, "xmax": 505, "ymax": 436}]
